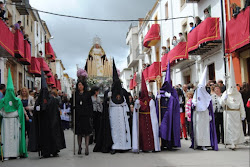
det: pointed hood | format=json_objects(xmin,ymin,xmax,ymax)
[
  {"xmin": 0, "ymin": 68, "xmax": 20, "ymax": 112},
  {"xmin": 139, "ymin": 73, "xmax": 150, "ymax": 111},
  {"xmin": 111, "ymin": 59, "xmax": 124, "ymax": 104},
  {"xmin": 165, "ymin": 61, "xmax": 171, "ymax": 87},
  {"xmin": 192, "ymin": 66, "xmax": 211, "ymax": 111},
  {"xmin": 36, "ymin": 71, "xmax": 50, "ymax": 111},
  {"xmin": 228, "ymin": 55, "xmax": 237, "ymax": 94}
]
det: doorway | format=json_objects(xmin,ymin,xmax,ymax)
[{"xmin": 208, "ymin": 63, "xmax": 215, "ymax": 81}]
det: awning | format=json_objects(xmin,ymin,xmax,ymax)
[
  {"xmin": 143, "ymin": 24, "xmax": 161, "ymax": 48},
  {"xmin": 161, "ymin": 42, "xmax": 188, "ymax": 71},
  {"xmin": 225, "ymin": 6, "xmax": 250, "ymax": 53},
  {"xmin": 46, "ymin": 74, "xmax": 56, "ymax": 86},
  {"xmin": 28, "ymin": 57, "xmax": 41, "ymax": 77},
  {"xmin": 129, "ymin": 79, "xmax": 134, "ymax": 90},
  {"xmin": 188, "ymin": 17, "xmax": 220, "ymax": 52},
  {"xmin": 147, "ymin": 62, "xmax": 161, "ymax": 81},
  {"xmin": 45, "ymin": 42, "xmax": 55, "ymax": 59},
  {"xmin": 19, "ymin": 40, "xmax": 31, "ymax": 65},
  {"xmin": 37, "ymin": 57, "xmax": 51, "ymax": 73},
  {"xmin": 0, "ymin": 20, "xmax": 14, "ymax": 57},
  {"xmin": 46, "ymin": 71, "xmax": 52, "ymax": 78},
  {"xmin": 14, "ymin": 30, "xmax": 25, "ymax": 58}
]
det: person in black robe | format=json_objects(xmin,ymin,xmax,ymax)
[
  {"xmin": 74, "ymin": 80, "xmax": 93, "ymax": 156},
  {"xmin": 28, "ymin": 71, "xmax": 66, "ymax": 158}
]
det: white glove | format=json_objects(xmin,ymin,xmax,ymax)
[
  {"xmin": 108, "ymin": 92, "xmax": 112, "ymax": 98},
  {"xmin": 134, "ymin": 99, "xmax": 141, "ymax": 110},
  {"xmin": 165, "ymin": 92, "xmax": 171, "ymax": 98},
  {"xmin": 241, "ymin": 117, "xmax": 245, "ymax": 121},
  {"xmin": 209, "ymin": 115, "xmax": 212, "ymax": 122},
  {"xmin": 223, "ymin": 94, "xmax": 228, "ymax": 100},
  {"xmin": 193, "ymin": 100, "xmax": 197, "ymax": 107},
  {"xmin": 36, "ymin": 106, "xmax": 40, "ymax": 111},
  {"xmin": 157, "ymin": 95, "xmax": 161, "ymax": 99}
]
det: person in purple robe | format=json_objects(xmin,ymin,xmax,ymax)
[
  {"xmin": 191, "ymin": 66, "xmax": 218, "ymax": 151},
  {"xmin": 156, "ymin": 62, "xmax": 181, "ymax": 150}
]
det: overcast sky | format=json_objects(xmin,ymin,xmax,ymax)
[{"xmin": 30, "ymin": 0, "xmax": 156, "ymax": 79}]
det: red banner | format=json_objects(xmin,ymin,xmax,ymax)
[
  {"xmin": 45, "ymin": 42, "xmax": 55, "ymax": 59},
  {"xmin": 0, "ymin": 20, "xmax": 14, "ymax": 57},
  {"xmin": 142, "ymin": 68, "xmax": 149, "ymax": 81},
  {"xmin": 225, "ymin": 6, "xmax": 250, "ymax": 53},
  {"xmin": 57, "ymin": 80, "xmax": 62, "ymax": 90},
  {"xmin": 129, "ymin": 79, "xmax": 134, "ymax": 90},
  {"xmin": 147, "ymin": 62, "xmax": 161, "ymax": 81},
  {"xmin": 161, "ymin": 42, "xmax": 188, "ymax": 71},
  {"xmin": 132, "ymin": 73, "xmax": 137, "ymax": 88},
  {"xmin": 37, "ymin": 57, "xmax": 51, "ymax": 73},
  {"xmin": 46, "ymin": 71, "xmax": 52, "ymax": 78},
  {"xmin": 19, "ymin": 40, "xmax": 31, "ymax": 65},
  {"xmin": 14, "ymin": 30, "xmax": 25, "ymax": 58},
  {"xmin": 188, "ymin": 17, "xmax": 220, "ymax": 52},
  {"xmin": 28, "ymin": 57, "xmax": 41, "ymax": 77},
  {"xmin": 143, "ymin": 24, "xmax": 161, "ymax": 48},
  {"xmin": 46, "ymin": 74, "xmax": 56, "ymax": 86}
]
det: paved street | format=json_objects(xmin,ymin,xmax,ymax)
[{"xmin": 2, "ymin": 130, "xmax": 250, "ymax": 167}]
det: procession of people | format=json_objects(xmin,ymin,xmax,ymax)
[{"xmin": 0, "ymin": 57, "xmax": 249, "ymax": 161}]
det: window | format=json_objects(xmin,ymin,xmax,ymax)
[
  {"xmin": 165, "ymin": 2, "xmax": 169, "ymax": 19},
  {"xmin": 167, "ymin": 38, "xmax": 170, "ymax": 50},
  {"xmin": 36, "ymin": 22, "xmax": 39, "ymax": 36},
  {"xmin": 27, "ymin": 15, "xmax": 29, "ymax": 26},
  {"xmin": 208, "ymin": 63, "xmax": 215, "ymax": 80},
  {"xmin": 180, "ymin": 0, "xmax": 186, "ymax": 8},
  {"xmin": 154, "ymin": 15, "xmax": 158, "ymax": 24}
]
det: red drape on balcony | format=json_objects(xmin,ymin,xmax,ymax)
[
  {"xmin": 14, "ymin": 30, "xmax": 25, "ymax": 58},
  {"xmin": 143, "ymin": 24, "xmax": 161, "ymax": 48},
  {"xmin": 46, "ymin": 71, "xmax": 52, "ymax": 78},
  {"xmin": 161, "ymin": 42, "xmax": 188, "ymax": 71},
  {"xmin": 0, "ymin": 20, "xmax": 14, "ymax": 57},
  {"xmin": 28, "ymin": 57, "xmax": 41, "ymax": 77},
  {"xmin": 45, "ymin": 42, "xmax": 55, "ymax": 59},
  {"xmin": 187, "ymin": 17, "xmax": 220, "ymax": 52},
  {"xmin": 46, "ymin": 74, "xmax": 56, "ymax": 86},
  {"xmin": 56, "ymin": 80, "xmax": 62, "ymax": 90},
  {"xmin": 19, "ymin": 40, "xmax": 31, "ymax": 65},
  {"xmin": 225, "ymin": 6, "xmax": 250, "ymax": 53},
  {"xmin": 142, "ymin": 68, "xmax": 149, "ymax": 81},
  {"xmin": 132, "ymin": 73, "xmax": 137, "ymax": 88},
  {"xmin": 147, "ymin": 62, "xmax": 161, "ymax": 81},
  {"xmin": 37, "ymin": 57, "xmax": 51, "ymax": 73},
  {"xmin": 129, "ymin": 79, "xmax": 134, "ymax": 90}
]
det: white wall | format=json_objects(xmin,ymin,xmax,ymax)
[{"xmin": 0, "ymin": 58, "xmax": 5, "ymax": 84}]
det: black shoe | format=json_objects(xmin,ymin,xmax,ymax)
[
  {"xmin": 53, "ymin": 153, "xmax": 59, "ymax": 157},
  {"xmin": 78, "ymin": 147, "xmax": 82, "ymax": 155},
  {"xmin": 180, "ymin": 137, "xmax": 183, "ymax": 140},
  {"xmin": 110, "ymin": 150, "xmax": 116, "ymax": 154},
  {"xmin": 85, "ymin": 148, "xmax": 89, "ymax": 156},
  {"xmin": 185, "ymin": 138, "xmax": 188, "ymax": 140}
]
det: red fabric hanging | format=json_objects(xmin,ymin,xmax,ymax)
[
  {"xmin": 147, "ymin": 62, "xmax": 161, "ymax": 81},
  {"xmin": 161, "ymin": 42, "xmax": 188, "ymax": 71},
  {"xmin": 19, "ymin": 40, "xmax": 31, "ymax": 65},
  {"xmin": 129, "ymin": 79, "xmax": 134, "ymax": 90},
  {"xmin": 142, "ymin": 68, "xmax": 149, "ymax": 82},
  {"xmin": 187, "ymin": 17, "xmax": 220, "ymax": 52},
  {"xmin": 28, "ymin": 57, "xmax": 41, "ymax": 77},
  {"xmin": 225, "ymin": 6, "xmax": 250, "ymax": 53},
  {"xmin": 14, "ymin": 30, "xmax": 25, "ymax": 58},
  {"xmin": 132, "ymin": 73, "xmax": 137, "ymax": 88},
  {"xmin": 143, "ymin": 24, "xmax": 161, "ymax": 48},
  {"xmin": 45, "ymin": 42, "xmax": 55, "ymax": 59},
  {"xmin": 37, "ymin": 57, "xmax": 51, "ymax": 73},
  {"xmin": 0, "ymin": 20, "xmax": 14, "ymax": 57}
]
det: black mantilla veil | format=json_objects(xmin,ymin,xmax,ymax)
[
  {"xmin": 36, "ymin": 71, "xmax": 50, "ymax": 111},
  {"xmin": 76, "ymin": 79, "xmax": 88, "ymax": 94},
  {"xmin": 111, "ymin": 60, "xmax": 124, "ymax": 104}
]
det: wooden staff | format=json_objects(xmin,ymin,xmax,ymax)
[
  {"xmin": 156, "ymin": 75, "xmax": 162, "ymax": 146},
  {"xmin": 73, "ymin": 89, "xmax": 76, "ymax": 155}
]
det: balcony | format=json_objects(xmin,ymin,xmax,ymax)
[
  {"xmin": 127, "ymin": 54, "xmax": 139, "ymax": 68},
  {"xmin": 15, "ymin": 0, "xmax": 30, "ymax": 15},
  {"xmin": 188, "ymin": 17, "xmax": 221, "ymax": 56},
  {"xmin": 127, "ymin": 55, "xmax": 130, "ymax": 65},
  {"xmin": 0, "ymin": 20, "xmax": 14, "ymax": 57}
]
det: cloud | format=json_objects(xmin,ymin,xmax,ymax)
[{"xmin": 30, "ymin": 0, "xmax": 156, "ymax": 79}]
